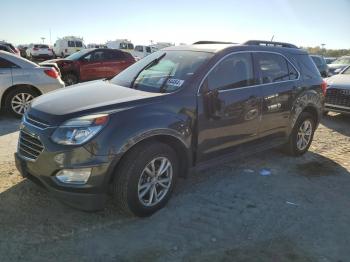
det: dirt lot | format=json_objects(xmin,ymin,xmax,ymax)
[{"xmin": 0, "ymin": 113, "xmax": 350, "ymax": 262}]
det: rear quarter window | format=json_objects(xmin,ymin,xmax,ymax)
[{"xmin": 297, "ymin": 55, "xmax": 321, "ymax": 79}]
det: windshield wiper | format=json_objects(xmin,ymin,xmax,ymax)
[{"xmin": 130, "ymin": 53, "xmax": 166, "ymax": 89}]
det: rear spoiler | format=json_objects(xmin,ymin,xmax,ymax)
[{"xmin": 244, "ymin": 40, "xmax": 298, "ymax": 49}]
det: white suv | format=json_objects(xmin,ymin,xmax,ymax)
[{"xmin": 26, "ymin": 44, "xmax": 54, "ymax": 60}]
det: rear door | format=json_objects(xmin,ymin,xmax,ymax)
[
  {"xmin": 103, "ymin": 50, "xmax": 130, "ymax": 78},
  {"xmin": 253, "ymin": 52, "xmax": 299, "ymax": 139},
  {"xmin": 0, "ymin": 57, "xmax": 14, "ymax": 95},
  {"xmin": 197, "ymin": 52, "xmax": 262, "ymax": 162}
]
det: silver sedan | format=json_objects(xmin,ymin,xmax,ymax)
[{"xmin": 0, "ymin": 51, "xmax": 65, "ymax": 117}]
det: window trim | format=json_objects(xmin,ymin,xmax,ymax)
[{"xmin": 197, "ymin": 51, "xmax": 300, "ymax": 95}]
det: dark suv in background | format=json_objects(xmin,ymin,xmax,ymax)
[{"xmin": 15, "ymin": 40, "xmax": 325, "ymax": 217}]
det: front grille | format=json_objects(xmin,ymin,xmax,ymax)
[
  {"xmin": 326, "ymin": 88, "xmax": 350, "ymax": 108},
  {"xmin": 18, "ymin": 130, "xmax": 44, "ymax": 161},
  {"xmin": 25, "ymin": 115, "xmax": 50, "ymax": 129}
]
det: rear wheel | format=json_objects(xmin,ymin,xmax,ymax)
[
  {"xmin": 4, "ymin": 87, "xmax": 38, "ymax": 117},
  {"xmin": 112, "ymin": 142, "xmax": 178, "ymax": 217},
  {"xmin": 284, "ymin": 112, "xmax": 316, "ymax": 156},
  {"xmin": 63, "ymin": 73, "xmax": 78, "ymax": 86}
]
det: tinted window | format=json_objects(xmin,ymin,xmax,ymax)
[
  {"xmin": 311, "ymin": 56, "xmax": 323, "ymax": 66},
  {"xmin": 207, "ymin": 53, "xmax": 254, "ymax": 91},
  {"xmin": 146, "ymin": 47, "xmax": 151, "ymax": 53},
  {"xmin": 135, "ymin": 46, "xmax": 143, "ymax": 52},
  {"xmin": 75, "ymin": 41, "xmax": 83, "ymax": 47},
  {"xmin": 68, "ymin": 41, "xmax": 75, "ymax": 47},
  {"xmin": 34, "ymin": 44, "xmax": 49, "ymax": 49},
  {"xmin": 255, "ymin": 53, "xmax": 290, "ymax": 83},
  {"xmin": 0, "ymin": 58, "xmax": 17, "ymax": 68},
  {"xmin": 0, "ymin": 45, "xmax": 9, "ymax": 52},
  {"xmin": 106, "ymin": 50, "xmax": 124, "ymax": 60},
  {"xmin": 287, "ymin": 62, "xmax": 298, "ymax": 80},
  {"xmin": 90, "ymin": 51, "xmax": 106, "ymax": 61},
  {"xmin": 297, "ymin": 55, "xmax": 321, "ymax": 79},
  {"xmin": 128, "ymin": 43, "xmax": 134, "ymax": 49}
]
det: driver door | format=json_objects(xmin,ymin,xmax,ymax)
[
  {"xmin": 79, "ymin": 50, "xmax": 107, "ymax": 81},
  {"xmin": 197, "ymin": 52, "xmax": 262, "ymax": 162}
]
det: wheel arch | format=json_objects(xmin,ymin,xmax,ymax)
[
  {"xmin": 109, "ymin": 134, "xmax": 192, "ymax": 184},
  {"xmin": 1, "ymin": 84, "xmax": 42, "ymax": 109}
]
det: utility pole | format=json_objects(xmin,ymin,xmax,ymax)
[{"xmin": 321, "ymin": 43, "xmax": 326, "ymax": 56}]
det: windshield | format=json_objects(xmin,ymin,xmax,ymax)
[
  {"xmin": 65, "ymin": 49, "xmax": 91, "ymax": 60},
  {"xmin": 111, "ymin": 50, "xmax": 213, "ymax": 93},
  {"xmin": 332, "ymin": 57, "xmax": 350, "ymax": 64}
]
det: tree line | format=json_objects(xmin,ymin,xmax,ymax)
[{"xmin": 301, "ymin": 46, "xmax": 350, "ymax": 58}]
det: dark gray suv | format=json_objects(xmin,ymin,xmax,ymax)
[{"xmin": 15, "ymin": 41, "xmax": 325, "ymax": 217}]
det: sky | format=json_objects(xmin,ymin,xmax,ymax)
[{"xmin": 1, "ymin": 0, "xmax": 350, "ymax": 49}]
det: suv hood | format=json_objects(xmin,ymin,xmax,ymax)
[{"xmin": 30, "ymin": 80, "xmax": 163, "ymax": 118}]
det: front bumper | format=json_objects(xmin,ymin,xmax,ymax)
[
  {"xmin": 14, "ymin": 121, "xmax": 119, "ymax": 211},
  {"xmin": 325, "ymin": 103, "xmax": 350, "ymax": 114}
]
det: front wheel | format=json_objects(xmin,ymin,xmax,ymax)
[
  {"xmin": 112, "ymin": 142, "xmax": 178, "ymax": 217},
  {"xmin": 284, "ymin": 112, "xmax": 316, "ymax": 156}
]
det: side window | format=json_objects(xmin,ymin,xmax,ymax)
[
  {"xmin": 146, "ymin": 47, "xmax": 151, "ymax": 53},
  {"xmin": 68, "ymin": 41, "xmax": 75, "ymax": 47},
  {"xmin": 287, "ymin": 62, "xmax": 298, "ymax": 80},
  {"xmin": 0, "ymin": 58, "xmax": 18, "ymax": 68},
  {"xmin": 206, "ymin": 53, "xmax": 254, "ymax": 91},
  {"xmin": 90, "ymin": 51, "xmax": 105, "ymax": 61},
  {"xmin": 75, "ymin": 41, "xmax": 83, "ymax": 47},
  {"xmin": 106, "ymin": 50, "xmax": 124, "ymax": 60},
  {"xmin": 255, "ymin": 53, "xmax": 290, "ymax": 83}
]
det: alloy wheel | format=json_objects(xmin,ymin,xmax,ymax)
[
  {"xmin": 296, "ymin": 119, "xmax": 313, "ymax": 151},
  {"xmin": 137, "ymin": 157, "xmax": 173, "ymax": 207},
  {"xmin": 11, "ymin": 93, "xmax": 34, "ymax": 115}
]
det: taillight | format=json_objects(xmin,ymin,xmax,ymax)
[
  {"xmin": 44, "ymin": 68, "xmax": 59, "ymax": 79},
  {"xmin": 33, "ymin": 48, "xmax": 39, "ymax": 51},
  {"xmin": 321, "ymin": 80, "xmax": 327, "ymax": 96},
  {"xmin": 48, "ymin": 48, "xmax": 52, "ymax": 51}
]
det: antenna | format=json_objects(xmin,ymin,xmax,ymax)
[{"xmin": 270, "ymin": 35, "xmax": 275, "ymax": 41}]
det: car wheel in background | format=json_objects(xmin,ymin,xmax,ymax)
[
  {"xmin": 284, "ymin": 112, "xmax": 316, "ymax": 156},
  {"xmin": 4, "ymin": 87, "xmax": 38, "ymax": 117},
  {"xmin": 112, "ymin": 142, "xmax": 178, "ymax": 217},
  {"xmin": 63, "ymin": 74, "xmax": 78, "ymax": 86}
]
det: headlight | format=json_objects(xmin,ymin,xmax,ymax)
[{"xmin": 51, "ymin": 114, "xmax": 109, "ymax": 145}]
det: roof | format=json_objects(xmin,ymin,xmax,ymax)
[{"xmin": 165, "ymin": 43, "xmax": 308, "ymax": 55}]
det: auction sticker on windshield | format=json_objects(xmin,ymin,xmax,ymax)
[{"xmin": 167, "ymin": 79, "xmax": 184, "ymax": 87}]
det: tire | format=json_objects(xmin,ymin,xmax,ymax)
[
  {"xmin": 4, "ymin": 87, "xmax": 38, "ymax": 117},
  {"xmin": 112, "ymin": 142, "xmax": 178, "ymax": 217},
  {"xmin": 284, "ymin": 112, "xmax": 316, "ymax": 156},
  {"xmin": 63, "ymin": 73, "xmax": 78, "ymax": 86}
]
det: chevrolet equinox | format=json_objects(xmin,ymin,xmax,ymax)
[{"xmin": 15, "ymin": 41, "xmax": 325, "ymax": 217}]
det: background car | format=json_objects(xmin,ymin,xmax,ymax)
[
  {"xmin": 325, "ymin": 57, "xmax": 336, "ymax": 64},
  {"xmin": 0, "ymin": 51, "xmax": 65, "ymax": 117},
  {"xmin": 42, "ymin": 48, "xmax": 135, "ymax": 85},
  {"xmin": 17, "ymin": 45, "xmax": 28, "ymax": 58},
  {"xmin": 324, "ymin": 65, "xmax": 350, "ymax": 115},
  {"xmin": 310, "ymin": 55, "xmax": 329, "ymax": 77},
  {"xmin": 0, "ymin": 44, "xmax": 16, "ymax": 54},
  {"xmin": 26, "ymin": 44, "xmax": 54, "ymax": 60},
  {"xmin": 328, "ymin": 56, "xmax": 350, "ymax": 75},
  {"xmin": 0, "ymin": 41, "xmax": 20, "ymax": 56},
  {"xmin": 53, "ymin": 36, "xmax": 85, "ymax": 58}
]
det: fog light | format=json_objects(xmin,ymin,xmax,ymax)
[{"xmin": 55, "ymin": 168, "xmax": 92, "ymax": 184}]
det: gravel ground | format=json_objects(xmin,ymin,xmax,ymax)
[{"xmin": 0, "ymin": 113, "xmax": 350, "ymax": 262}]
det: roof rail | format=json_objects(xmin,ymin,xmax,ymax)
[
  {"xmin": 244, "ymin": 40, "xmax": 298, "ymax": 48},
  {"xmin": 193, "ymin": 41, "xmax": 235, "ymax": 45}
]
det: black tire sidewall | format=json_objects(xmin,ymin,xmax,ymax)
[
  {"xmin": 290, "ymin": 112, "xmax": 316, "ymax": 156},
  {"xmin": 4, "ymin": 87, "xmax": 37, "ymax": 117},
  {"xmin": 117, "ymin": 143, "xmax": 179, "ymax": 217},
  {"xmin": 63, "ymin": 74, "xmax": 78, "ymax": 86}
]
